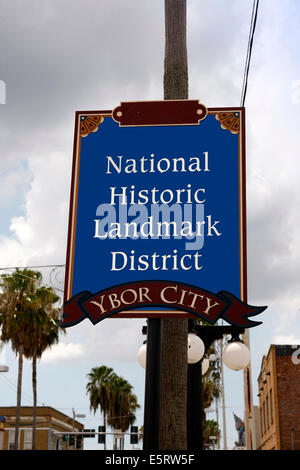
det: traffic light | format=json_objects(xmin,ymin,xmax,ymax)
[
  {"xmin": 83, "ymin": 429, "xmax": 95, "ymax": 438},
  {"xmin": 130, "ymin": 426, "xmax": 138, "ymax": 444},
  {"xmin": 62, "ymin": 434, "xmax": 69, "ymax": 442},
  {"xmin": 98, "ymin": 425, "xmax": 106, "ymax": 444},
  {"xmin": 69, "ymin": 434, "xmax": 75, "ymax": 446},
  {"xmin": 76, "ymin": 433, "xmax": 83, "ymax": 450}
]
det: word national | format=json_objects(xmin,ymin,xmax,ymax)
[{"xmin": 105, "ymin": 151, "xmax": 210, "ymax": 174}]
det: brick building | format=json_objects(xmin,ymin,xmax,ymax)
[
  {"xmin": 0, "ymin": 406, "xmax": 84, "ymax": 450},
  {"xmin": 257, "ymin": 344, "xmax": 300, "ymax": 450}
]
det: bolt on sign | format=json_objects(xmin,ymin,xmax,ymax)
[{"xmin": 61, "ymin": 100, "xmax": 266, "ymax": 328}]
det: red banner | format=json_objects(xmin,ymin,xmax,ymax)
[{"xmin": 60, "ymin": 281, "xmax": 266, "ymax": 328}]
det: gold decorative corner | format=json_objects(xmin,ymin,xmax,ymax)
[
  {"xmin": 80, "ymin": 115, "xmax": 104, "ymax": 137},
  {"xmin": 216, "ymin": 112, "xmax": 240, "ymax": 134}
]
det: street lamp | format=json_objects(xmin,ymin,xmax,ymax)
[
  {"xmin": 222, "ymin": 339, "xmax": 250, "ymax": 371},
  {"xmin": 187, "ymin": 333, "xmax": 205, "ymax": 364},
  {"xmin": 137, "ymin": 341, "xmax": 147, "ymax": 369},
  {"xmin": 201, "ymin": 357, "xmax": 210, "ymax": 375},
  {"xmin": 138, "ymin": 338, "xmax": 210, "ymax": 376},
  {"xmin": 72, "ymin": 409, "xmax": 86, "ymax": 423},
  {"xmin": 187, "ymin": 321, "xmax": 249, "ymax": 451},
  {"xmin": 139, "ymin": 321, "xmax": 249, "ymax": 451},
  {"xmin": 139, "ymin": 325, "xmax": 250, "ymax": 371},
  {"xmin": 69, "ymin": 409, "xmax": 86, "ymax": 450}
]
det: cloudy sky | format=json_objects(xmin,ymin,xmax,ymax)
[{"xmin": 0, "ymin": 0, "xmax": 300, "ymax": 450}]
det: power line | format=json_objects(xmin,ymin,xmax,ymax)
[
  {"xmin": 0, "ymin": 373, "xmax": 45, "ymax": 406},
  {"xmin": 240, "ymin": 0, "xmax": 260, "ymax": 107},
  {"xmin": 0, "ymin": 264, "xmax": 65, "ymax": 271},
  {"xmin": 0, "ymin": 265, "xmax": 65, "ymax": 293}
]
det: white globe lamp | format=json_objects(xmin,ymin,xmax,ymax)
[
  {"xmin": 208, "ymin": 353, "xmax": 217, "ymax": 362},
  {"xmin": 222, "ymin": 340, "xmax": 250, "ymax": 371},
  {"xmin": 201, "ymin": 357, "xmax": 210, "ymax": 375},
  {"xmin": 137, "ymin": 342, "xmax": 147, "ymax": 369},
  {"xmin": 187, "ymin": 333, "xmax": 205, "ymax": 364}
]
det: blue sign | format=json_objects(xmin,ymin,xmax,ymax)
[{"xmin": 64, "ymin": 101, "xmax": 247, "ymax": 321}]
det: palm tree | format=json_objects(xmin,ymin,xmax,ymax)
[
  {"xmin": 203, "ymin": 419, "xmax": 220, "ymax": 449},
  {"xmin": 164, "ymin": 0, "xmax": 188, "ymax": 99},
  {"xmin": 86, "ymin": 366, "xmax": 115, "ymax": 449},
  {"xmin": 159, "ymin": 0, "xmax": 189, "ymax": 449},
  {"xmin": 86, "ymin": 367, "xmax": 140, "ymax": 449},
  {"xmin": 0, "ymin": 268, "xmax": 41, "ymax": 449},
  {"xmin": 22, "ymin": 284, "xmax": 63, "ymax": 450},
  {"xmin": 106, "ymin": 375, "xmax": 140, "ymax": 450},
  {"xmin": 107, "ymin": 376, "xmax": 140, "ymax": 433}
]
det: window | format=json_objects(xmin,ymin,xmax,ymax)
[
  {"xmin": 263, "ymin": 401, "xmax": 266, "ymax": 435},
  {"xmin": 270, "ymin": 388, "xmax": 274, "ymax": 424},
  {"xmin": 23, "ymin": 429, "xmax": 33, "ymax": 450},
  {"xmin": 8, "ymin": 429, "xmax": 20, "ymax": 450},
  {"xmin": 266, "ymin": 394, "xmax": 270, "ymax": 430}
]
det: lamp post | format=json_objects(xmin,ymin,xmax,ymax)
[
  {"xmin": 71, "ymin": 409, "xmax": 85, "ymax": 450},
  {"xmin": 186, "ymin": 320, "xmax": 248, "ymax": 451},
  {"xmin": 72, "ymin": 408, "xmax": 86, "ymax": 428},
  {"xmin": 138, "ymin": 321, "xmax": 250, "ymax": 451}
]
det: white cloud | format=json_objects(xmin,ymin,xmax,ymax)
[
  {"xmin": 0, "ymin": 150, "xmax": 71, "ymax": 267},
  {"xmin": 0, "ymin": 235, "xmax": 32, "ymax": 267},
  {"xmin": 39, "ymin": 318, "xmax": 145, "ymax": 365},
  {"xmin": 0, "ymin": 163, "xmax": 31, "ymax": 207},
  {"xmin": 272, "ymin": 334, "xmax": 300, "ymax": 345},
  {"xmin": 41, "ymin": 342, "xmax": 84, "ymax": 363},
  {"xmin": 66, "ymin": 318, "xmax": 145, "ymax": 364}
]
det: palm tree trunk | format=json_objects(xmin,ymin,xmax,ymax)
[
  {"xmin": 164, "ymin": 0, "xmax": 188, "ymax": 100},
  {"xmin": 159, "ymin": 319, "xmax": 188, "ymax": 449},
  {"xmin": 158, "ymin": 0, "xmax": 188, "ymax": 450},
  {"xmin": 14, "ymin": 346, "xmax": 24, "ymax": 450},
  {"xmin": 32, "ymin": 353, "xmax": 37, "ymax": 450}
]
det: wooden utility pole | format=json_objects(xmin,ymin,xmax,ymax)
[
  {"xmin": 158, "ymin": 0, "xmax": 188, "ymax": 450},
  {"xmin": 164, "ymin": 0, "xmax": 188, "ymax": 100}
]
